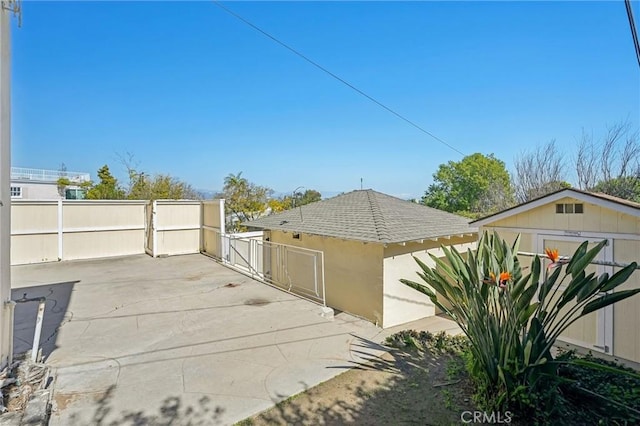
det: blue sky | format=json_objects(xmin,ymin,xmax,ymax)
[{"xmin": 11, "ymin": 1, "xmax": 640, "ymax": 199}]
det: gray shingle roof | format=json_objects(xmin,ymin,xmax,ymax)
[{"xmin": 243, "ymin": 189, "xmax": 477, "ymax": 244}]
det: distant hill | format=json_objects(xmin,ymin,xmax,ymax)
[{"xmin": 195, "ymin": 189, "xmax": 220, "ymax": 200}]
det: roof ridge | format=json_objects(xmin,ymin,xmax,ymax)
[{"xmin": 366, "ymin": 190, "xmax": 391, "ymax": 243}]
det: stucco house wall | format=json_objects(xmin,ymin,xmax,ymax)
[
  {"xmin": 269, "ymin": 230, "xmax": 384, "ymax": 325},
  {"xmin": 382, "ymin": 236, "xmax": 477, "ymax": 328}
]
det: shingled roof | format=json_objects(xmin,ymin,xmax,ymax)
[{"xmin": 243, "ymin": 189, "xmax": 476, "ymax": 244}]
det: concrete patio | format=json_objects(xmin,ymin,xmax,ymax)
[{"xmin": 12, "ymin": 254, "xmax": 390, "ymax": 425}]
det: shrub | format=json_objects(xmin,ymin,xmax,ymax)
[{"xmin": 401, "ymin": 231, "xmax": 639, "ymax": 417}]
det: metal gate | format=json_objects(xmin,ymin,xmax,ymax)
[{"xmin": 206, "ymin": 230, "xmax": 326, "ymax": 306}]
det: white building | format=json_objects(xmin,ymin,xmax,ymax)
[{"xmin": 10, "ymin": 167, "xmax": 91, "ymax": 200}]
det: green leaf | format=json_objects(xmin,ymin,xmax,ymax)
[
  {"xmin": 558, "ymin": 271, "xmax": 595, "ymax": 309},
  {"xmin": 518, "ymin": 302, "xmax": 539, "ymax": 326},
  {"xmin": 400, "ymin": 279, "xmax": 435, "ymax": 297},
  {"xmin": 538, "ymin": 264, "xmax": 561, "ymax": 304},
  {"xmin": 511, "ymin": 233, "xmax": 521, "ymax": 256},
  {"xmin": 510, "ymin": 272, "xmax": 530, "ymax": 300},
  {"xmin": 516, "ymin": 285, "xmax": 538, "ymax": 311},
  {"xmin": 582, "ymin": 289, "xmax": 640, "ymax": 316},
  {"xmin": 600, "ymin": 262, "xmax": 638, "ymax": 292},
  {"xmin": 565, "ymin": 241, "xmax": 588, "ymax": 275},
  {"xmin": 568, "ymin": 358, "xmax": 640, "ymax": 380},
  {"xmin": 523, "ymin": 340, "xmax": 533, "ymax": 365},
  {"xmin": 576, "ymin": 276, "xmax": 601, "ymax": 303},
  {"xmin": 569, "ymin": 240, "xmax": 607, "ymax": 279}
]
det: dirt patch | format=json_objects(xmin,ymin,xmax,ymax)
[
  {"xmin": 240, "ymin": 348, "xmax": 476, "ymax": 425},
  {"xmin": 244, "ymin": 298, "xmax": 270, "ymax": 307},
  {"xmin": 185, "ymin": 273, "xmax": 204, "ymax": 281},
  {"xmin": 53, "ymin": 392, "xmax": 80, "ymax": 411}
]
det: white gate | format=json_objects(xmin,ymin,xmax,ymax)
[{"xmin": 206, "ymin": 229, "xmax": 326, "ymax": 306}]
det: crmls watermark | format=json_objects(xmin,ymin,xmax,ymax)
[{"xmin": 460, "ymin": 411, "xmax": 513, "ymax": 424}]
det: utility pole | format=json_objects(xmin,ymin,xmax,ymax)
[{"xmin": 0, "ymin": 1, "xmax": 12, "ymax": 369}]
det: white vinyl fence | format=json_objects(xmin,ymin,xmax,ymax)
[
  {"xmin": 11, "ymin": 199, "xmax": 203, "ymax": 265},
  {"xmin": 12, "ymin": 198, "xmax": 326, "ymax": 305}
]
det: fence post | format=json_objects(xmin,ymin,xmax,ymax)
[
  {"xmin": 219, "ymin": 198, "xmax": 225, "ymax": 235},
  {"xmin": 152, "ymin": 200, "xmax": 157, "ymax": 258},
  {"xmin": 199, "ymin": 201, "xmax": 204, "ymax": 253},
  {"xmin": 320, "ymin": 250, "xmax": 326, "ymax": 307},
  {"xmin": 57, "ymin": 200, "xmax": 63, "ymax": 261}
]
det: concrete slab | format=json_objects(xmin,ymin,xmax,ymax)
[{"xmin": 11, "ymin": 255, "xmax": 386, "ymax": 425}]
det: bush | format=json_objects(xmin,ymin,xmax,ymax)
[{"xmin": 401, "ymin": 231, "xmax": 639, "ymax": 419}]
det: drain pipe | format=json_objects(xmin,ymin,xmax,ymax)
[{"xmin": 13, "ymin": 294, "xmax": 46, "ymax": 363}]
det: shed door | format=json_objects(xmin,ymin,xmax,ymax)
[{"xmin": 537, "ymin": 235, "xmax": 613, "ymax": 354}]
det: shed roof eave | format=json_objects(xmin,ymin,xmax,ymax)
[{"xmin": 471, "ymin": 188, "xmax": 640, "ymax": 227}]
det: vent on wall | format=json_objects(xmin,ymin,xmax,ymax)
[
  {"xmin": 556, "ymin": 203, "xmax": 583, "ymax": 214},
  {"xmin": 293, "ymin": 233, "xmax": 301, "ymax": 240}
]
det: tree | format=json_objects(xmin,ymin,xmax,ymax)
[
  {"xmin": 267, "ymin": 197, "xmax": 292, "ymax": 214},
  {"xmin": 267, "ymin": 189, "xmax": 322, "ymax": 215},
  {"xmin": 592, "ymin": 176, "xmax": 640, "ymax": 202},
  {"xmin": 127, "ymin": 172, "xmax": 199, "ymax": 200},
  {"xmin": 421, "ymin": 153, "xmax": 514, "ymax": 217},
  {"xmin": 576, "ymin": 121, "xmax": 640, "ymax": 200},
  {"xmin": 118, "ymin": 153, "xmax": 200, "ymax": 200},
  {"xmin": 296, "ymin": 189, "xmax": 322, "ymax": 206},
  {"xmin": 86, "ymin": 165, "xmax": 125, "ymax": 200},
  {"xmin": 513, "ymin": 141, "xmax": 569, "ymax": 203},
  {"xmin": 221, "ymin": 172, "xmax": 272, "ymax": 231}
]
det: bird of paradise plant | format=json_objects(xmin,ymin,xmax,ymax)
[{"xmin": 401, "ymin": 231, "xmax": 639, "ymax": 415}]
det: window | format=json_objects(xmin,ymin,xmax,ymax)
[
  {"xmin": 65, "ymin": 188, "xmax": 86, "ymax": 200},
  {"xmin": 10, "ymin": 186, "xmax": 21, "ymax": 198},
  {"xmin": 556, "ymin": 203, "xmax": 583, "ymax": 214}
]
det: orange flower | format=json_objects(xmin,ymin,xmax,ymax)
[
  {"xmin": 545, "ymin": 248, "xmax": 560, "ymax": 264},
  {"xmin": 487, "ymin": 271, "xmax": 511, "ymax": 287},
  {"xmin": 499, "ymin": 272, "xmax": 511, "ymax": 283}
]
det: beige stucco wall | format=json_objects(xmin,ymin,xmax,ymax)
[
  {"xmin": 382, "ymin": 236, "xmax": 477, "ymax": 328},
  {"xmin": 480, "ymin": 198, "xmax": 640, "ymax": 363},
  {"xmin": 269, "ymin": 230, "xmax": 384, "ymax": 325}
]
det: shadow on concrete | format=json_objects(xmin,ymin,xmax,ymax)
[
  {"xmin": 11, "ymin": 281, "xmax": 78, "ymax": 359},
  {"xmin": 252, "ymin": 345, "xmax": 478, "ymax": 426},
  {"xmin": 64, "ymin": 385, "xmax": 226, "ymax": 426}
]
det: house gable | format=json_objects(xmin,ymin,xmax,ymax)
[{"xmin": 473, "ymin": 190, "xmax": 640, "ymax": 235}]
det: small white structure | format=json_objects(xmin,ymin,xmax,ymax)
[{"xmin": 10, "ymin": 167, "xmax": 91, "ymax": 200}]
